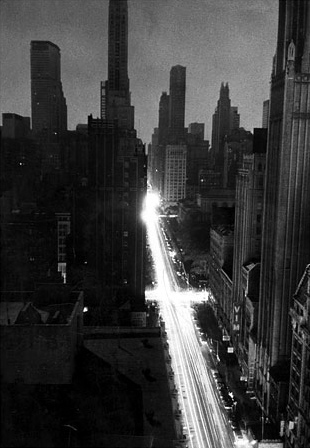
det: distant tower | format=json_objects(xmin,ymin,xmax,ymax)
[
  {"xmin": 262, "ymin": 99, "xmax": 269, "ymax": 128},
  {"xmin": 31, "ymin": 41, "xmax": 67, "ymax": 141},
  {"xmin": 256, "ymin": 0, "xmax": 310, "ymax": 423},
  {"xmin": 211, "ymin": 83, "xmax": 231, "ymax": 178},
  {"xmin": 163, "ymin": 144, "xmax": 187, "ymax": 205},
  {"xmin": 211, "ymin": 83, "xmax": 231, "ymax": 152},
  {"xmin": 158, "ymin": 91, "xmax": 170, "ymax": 145},
  {"xmin": 101, "ymin": 0, "xmax": 134, "ymax": 130},
  {"xmin": 168, "ymin": 65, "xmax": 186, "ymax": 142}
]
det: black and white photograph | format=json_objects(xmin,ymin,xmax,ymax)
[{"xmin": 0, "ymin": 1, "xmax": 309, "ymax": 447}]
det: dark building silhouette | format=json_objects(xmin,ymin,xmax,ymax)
[
  {"xmin": 256, "ymin": 0, "xmax": 310, "ymax": 426},
  {"xmin": 230, "ymin": 106, "xmax": 240, "ymax": 131},
  {"xmin": 2, "ymin": 113, "xmax": 31, "ymax": 139},
  {"xmin": 100, "ymin": 0, "xmax": 134, "ymax": 130},
  {"xmin": 30, "ymin": 41, "xmax": 67, "ymax": 142},
  {"xmin": 211, "ymin": 82, "xmax": 231, "ymax": 169},
  {"xmin": 252, "ymin": 127, "xmax": 267, "ymax": 154},
  {"xmin": 149, "ymin": 66, "xmax": 187, "ymax": 204},
  {"xmin": 90, "ymin": 0, "xmax": 146, "ymax": 321},
  {"xmin": 286, "ymin": 265, "xmax": 310, "ymax": 447},
  {"xmin": 168, "ymin": 65, "xmax": 186, "ymax": 143},
  {"xmin": 223, "ymin": 127, "xmax": 253, "ymax": 189},
  {"xmin": 211, "ymin": 83, "xmax": 242, "ymax": 188},
  {"xmin": 158, "ymin": 91, "xmax": 170, "ymax": 145},
  {"xmin": 148, "ymin": 92, "xmax": 170, "ymax": 196},
  {"xmin": 262, "ymin": 99, "xmax": 270, "ymax": 129},
  {"xmin": 186, "ymin": 123, "xmax": 209, "ymax": 199},
  {"xmin": 87, "ymin": 118, "xmax": 146, "ymax": 313},
  {"xmin": 231, "ymin": 147, "xmax": 266, "ymax": 386}
]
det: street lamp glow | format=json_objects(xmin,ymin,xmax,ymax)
[{"xmin": 141, "ymin": 191, "xmax": 160, "ymax": 223}]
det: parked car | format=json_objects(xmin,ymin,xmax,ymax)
[
  {"xmin": 230, "ymin": 419, "xmax": 239, "ymax": 431},
  {"xmin": 212, "ymin": 371, "xmax": 222, "ymax": 380}
]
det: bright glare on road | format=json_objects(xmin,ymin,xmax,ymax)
[{"xmin": 145, "ymin": 191, "xmax": 237, "ymax": 448}]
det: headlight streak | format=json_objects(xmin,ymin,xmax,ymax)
[
  {"xmin": 168, "ymin": 299, "xmax": 234, "ymax": 448},
  {"xmin": 146, "ymin": 198, "xmax": 235, "ymax": 448},
  {"xmin": 162, "ymin": 293, "xmax": 205, "ymax": 448},
  {"xmin": 163, "ymin": 295, "xmax": 215, "ymax": 448}
]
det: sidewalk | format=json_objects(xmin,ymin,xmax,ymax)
[{"xmin": 195, "ymin": 303, "xmax": 261, "ymax": 427}]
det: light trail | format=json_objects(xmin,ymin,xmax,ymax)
[{"xmin": 144, "ymin": 192, "xmax": 236, "ymax": 448}]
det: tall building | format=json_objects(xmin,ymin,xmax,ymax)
[
  {"xmin": 30, "ymin": 41, "xmax": 67, "ymax": 141},
  {"xmin": 231, "ymin": 148, "xmax": 266, "ymax": 383},
  {"xmin": 262, "ymin": 100, "xmax": 270, "ymax": 129},
  {"xmin": 158, "ymin": 91, "xmax": 170, "ymax": 145},
  {"xmin": 101, "ymin": 0, "xmax": 134, "ymax": 130},
  {"xmin": 286, "ymin": 265, "xmax": 310, "ymax": 448},
  {"xmin": 211, "ymin": 82, "xmax": 231, "ymax": 162},
  {"xmin": 168, "ymin": 65, "xmax": 186, "ymax": 142},
  {"xmin": 209, "ymin": 225, "xmax": 234, "ymax": 329},
  {"xmin": 256, "ymin": 0, "xmax": 310, "ymax": 424},
  {"xmin": 147, "ymin": 92, "xmax": 170, "ymax": 195},
  {"xmin": 163, "ymin": 144, "xmax": 187, "ymax": 205},
  {"xmin": 88, "ymin": 117, "xmax": 146, "ymax": 314},
  {"xmin": 90, "ymin": 0, "xmax": 146, "ymax": 320},
  {"xmin": 186, "ymin": 123, "xmax": 209, "ymax": 199}
]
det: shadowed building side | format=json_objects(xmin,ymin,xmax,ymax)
[{"xmin": 256, "ymin": 0, "xmax": 310, "ymax": 424}]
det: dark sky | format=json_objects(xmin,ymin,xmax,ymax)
[{"xmin": 0, "ymin": 0, "xmax": 278, "ymax": 144}]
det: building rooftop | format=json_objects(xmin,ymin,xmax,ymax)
[
  {"xmin": 212, "ymin": 225, "xmax": 234, "ymax": 236},
  {"xmin": 0, "ymin": 301, "xmax": 76, "ymax": 326},
  {"xmin": 84, "ymin": 327, "xmax": 176, "ymax": 443}
]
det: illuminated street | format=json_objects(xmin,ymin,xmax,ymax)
[{"xmin": 144, "ymin": 193, "xmax": 238, "ymax": 448}]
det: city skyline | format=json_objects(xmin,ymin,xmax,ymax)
[{"xmin": 0, "ymin": 0, "xmax": 278, "ymax": 144}]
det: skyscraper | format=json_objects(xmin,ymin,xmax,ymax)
[
  {"xmin": 31, "ymin": 41, "xmax": 67, "ymax": 141},
  {"xmin": 101, "ymin": 0, "xmax": 134, "ymax": 130},
  {"xmin": 262, "ymin": 99, "xmax": 269, "ymax": 129},
  {"xmin": 158, "ymin": 91, "xmax": 170, "ymax": 145},
  {"xmin": 211, "ymin": 82, "xmax": 231, "ymax": 159},
  {"xmin": 163, "ymin": 144, "xmax": 187, "ymax": 205},
  {"xmin": 90, "ymin": 0, "xmax": 146, "ymax": 322},
  {"xmin": 256, "ymin": 0, "xmax": 310, "ymax": 423},
  {"xmin": 149, "ymin": 92, "xmax": 170, "ymax": 195},
  {"xmin": 168, "ymin": 65, "xmax": 186, "ymax": 142}
]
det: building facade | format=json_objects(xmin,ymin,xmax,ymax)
[
  {"xmin": 286, "ymin": 265, "xmax": 310, "ymax": 448},
  {"xmin": 168, "ymin": 65, "xmax": 186, "ymax": 143},
  {"xmin": 232, "ymin": 152, "xmax": 265, "ymax": 349},
  {"xmin": 56, "ymin": 212, "xmax": 71, "ymax": 283},
  {"xmin": 90, "ymin": 0, "xmax": 147, "ymax": 318},
  {"xmin": 211, "ymin": 83, "xmax": 231, "ymax": 169},
  {"xmin": 31, "ymin": 41, "xmax": 67, "ymax": 141},
  {"xmin": 88, "ymin": 116, "xmax": 147, "ymax": 314},
  {"xmin": 211, "ymin": 83, "xmax": 241, "ymax": 187},
  {"xmin": 256, "ymin": 0, "xmax": 310, "ymax": 424},
  {"xmin": 2, "ymin": 113, "xmax": 31, "ymax": 139},
  {"xmin": 241, "ymin": 262, "xmax": 260, "ymax": 390},
  {"xmin": 186, "ymin": 123, "xmax": 210, "ymax": 200},
  {"xmin": 163, "ymin": 144, "xmax": 187, "ymax": 206},
  {"xmin": 262, "ymin": 100, "xmax": 270, "ymax": 129},
  {"xmin": 101, "ymin": 0, "xmax": 134, "ymax": 130},
  {"xmin": 209, "ymin": 225, "xmax": 234, "ymax": 330}
]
